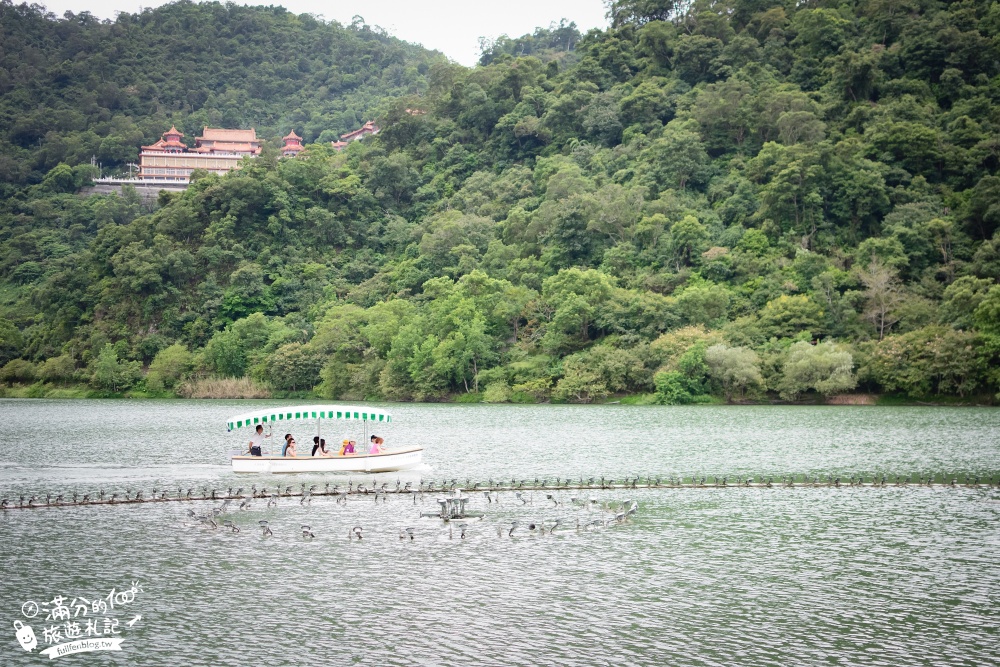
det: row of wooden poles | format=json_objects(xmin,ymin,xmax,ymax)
[{"xmin": 2, "ymin": 473, "xmax": 997, "ymax": 511}]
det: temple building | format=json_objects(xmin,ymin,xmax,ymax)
[
  {"xmin": 333, "ymin": 120, "xmax": 379, "ymax": 150},
  {"xmin": 138, "ymin": 127, "xmax": 261, "ymax": 182},
  {"xmin": 281, "ymin": 130, "xmax": 304, "ymax": 157},
  {"xmin": 193, "ymin": 128, "xmax": 261, "ymax": 155}
]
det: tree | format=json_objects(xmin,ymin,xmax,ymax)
[
  {"xmin": 758, "ymin": 295, "xmax": 824, "ymax": 339},
  {"xmin": 261, "ymin": 343, "xmax": 323, "ymax": 391},
  {"xmin": 676, "ymin": 282, "xmax": 731, "ymax": 327},
  {"xmin": 606, "ymin": 0, "xmax": 683, "ymax": 28},
  {"xmin": 668, "ymin": 215, "xmax": 710, "ymax": 269},
  {"xmin": 777, "ymin": 341, "xmax": 856, "ymax": 400},
  {"xmin": 974, "ymin": 285, "xmax": 1000, "ymax": 337},
  {"xmin": 749, "ymin": 142, "xmax": 825, "ymax": 247},
  {"xmin": 90, "ymin": 345, "xmax": 141, "ymax": 392},
  {"xmin": 0, "ymin": 359, "xmax": 35, "ymax": 385},
  {"xmin": 705, "ymin": 344, "xmax": 764, "ymax": 401},
  {"xmin": 553, "ymin": 355, "xmax": 609, "ymax": 403},
  {"xmin": 940, "ymin": 277, "xmax": 995, "ymax": 330},
  {"xmin": 220, "ymin": 263, "xmax": 274, "ymax": 323},
  {"xmin": 776, "ymin": 111, "xmax": 826, "ymax": 145},
  {"xmin": 146, "ymin": 344, "xmax": 194, "ymax": 391},
  {"xmin": 865, "ymin": 326, "xmax": 986, "ymax": 397},
  {"xmin": 637, "ymin": 121, "xmax": 712, "ymax": 191},
  {"xmin": 856, "ymin": 259, "xmax": 902, "ymax": 340},
  {"xmin": 541, "ymin": 268, "xmax": 615, "ymax": 350},
  {"xmin": 37, "ymin": 355, "xmax": 76, "ymax": 386},
  {"xmin": 0, "ymin": 317, "xmax": 23, "ymax": 366},
  {"xmin": 3, "ymin": 0, "xmax": 1000, "ymax": 408}
]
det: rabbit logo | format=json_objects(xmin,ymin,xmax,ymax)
[{"xmin": 14, "ymin": 620, "xmax": 37, "ymax": 652}]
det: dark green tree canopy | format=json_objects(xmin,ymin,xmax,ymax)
[{"xmin": 2, "ymin": 0, "xmax": 1000, "ymax": 402}]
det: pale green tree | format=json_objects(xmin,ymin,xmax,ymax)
[
  {"xmin": 705, "ymin": 344, "xmax": 764, "ymax": 401},
  {"xmin": 856, "ymin": 259, "xmax": 903, "ymax": 340},
  {"xmin": 777, "ymin": 341, "xmax": 856, "ymax": 400}
]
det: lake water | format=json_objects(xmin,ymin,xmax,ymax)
[{"xmin": 1, "ymin": 399, "xmax": 998, "ymax": 665}]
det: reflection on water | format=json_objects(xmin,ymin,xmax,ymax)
[{"xmin": 0, "ymin": 400, "xmax": 998, "ymax": 665}]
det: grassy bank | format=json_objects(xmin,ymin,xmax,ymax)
[{"xmin": 0, "ymin": 382, "xmax": 994, "ymax": 407}]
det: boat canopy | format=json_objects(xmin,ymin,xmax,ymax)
[{"xmin": 226, "ymin": 405, "xmax": 391, "ymax": 431}]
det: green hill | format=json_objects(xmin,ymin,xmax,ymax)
[
  {"xmin": 0, "ymin": 0, "xmax": 438, "ymax": 191},
  {"xmin": 2, "ymin": 0, "xmax": 1000, "ymax": 404}
]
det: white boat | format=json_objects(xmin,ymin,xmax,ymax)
[{"xmin": 226, "ymin": 404, "xmax": 423, "ymax": 474}]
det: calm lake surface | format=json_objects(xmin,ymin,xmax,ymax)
[{"xmin": 1, "ymin": 399, "xmax": 998, "ymax": 665}]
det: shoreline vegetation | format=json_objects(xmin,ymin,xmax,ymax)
[
  {"xmin": 2, "ymin": 2, "xmax": 1000, "ymax": 408},
  {"xmin": 0, "ymin": 381, "xmax": 991, "ymax": 407}
]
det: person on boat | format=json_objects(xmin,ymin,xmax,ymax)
[
  {"xmin": 248, "ymin": 424, "xmax": 271, "ymax": 456},
  {"xmin": 313, "ymin": 438, "xmax": 332, "ymax": 457},
  {"xmin": 282, "ymin": 435, "xmax": 297, "ymax": 457},
  {"xmin": 369, "ymin": 435, "xmax": 384, "ymax": 454},
  {"xmin": 339, "ymin": 439, "xmax": 355, "ymax": 456},
  {"xmin": 311, "ymin": 436, "xmax": 321, "ymax": 456}
]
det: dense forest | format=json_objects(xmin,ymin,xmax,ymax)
[{"xmin": 1, "ymin": 0, "xmax": 999, "ymax": 404}]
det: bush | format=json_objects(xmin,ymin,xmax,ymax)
[
  {"xmin": 512, "ymin": 377, "xmax": 553, "ymax": 402},
  {"xmin": 0, "ymin": 359, "xmax": 36, "ymax": 385},
  {"xmin": 37, "ymin": 355, "xmax": 76, "ymax": 385},
  {"xmin": 653, "ymin": 370, "xmax": 694, "ymax": 404},
  {"xmin": 482, "ymin": 381, "xmax": 512, "ymax": 403}
]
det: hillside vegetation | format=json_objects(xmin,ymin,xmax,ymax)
[
  {"xmin": 0, "ymin": 0, "xmax": 436, "ymax": 193},
  {"xmin": 2, "ymin": 0, "xmax": 1000, "ymax": 404}
]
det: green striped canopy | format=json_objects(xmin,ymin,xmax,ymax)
[{"xmin": 226, "ymin": 405, "xmax": 391, "ymax": 431}]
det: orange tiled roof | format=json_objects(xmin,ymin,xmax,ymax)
[
  {"xmin": 142, "ymin": 138, "xmax": 185, "ymax": 151},
  {"xmin": 283, "ymin": 130, "xmax": 302, "ymax": 141},
  {"xmin": 193, "ymin": 143, "xmax": 258, "ymax": 153},
  {"xmin": 340, "ymin": 121, "xmax": 379, "ymax": 141},
  {"xmin": 198, "ymin": 127, "xmax": 258, "ymax": 142}
]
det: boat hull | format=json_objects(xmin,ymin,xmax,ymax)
[{"xmin": 231, "ymin": 446, "xmax": 424, "ymax": 474}]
